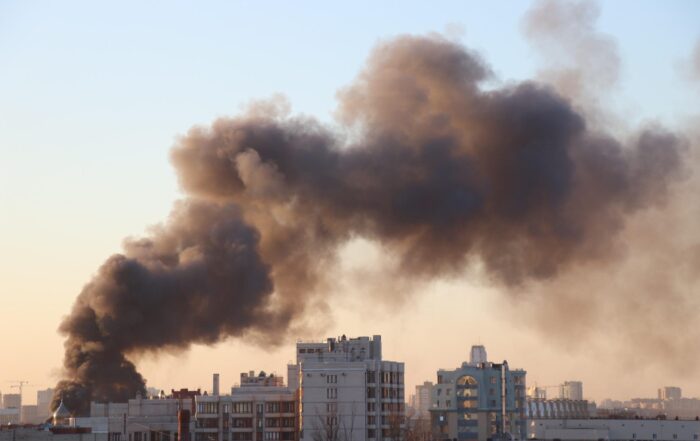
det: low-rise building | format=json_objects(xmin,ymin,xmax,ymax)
[{"xmin": 528, "ymin": 418, "xmax": 700, "ymax": 441}]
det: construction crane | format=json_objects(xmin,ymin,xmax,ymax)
[{"xmin": 7, "ymin": 380, "xmax": 30, "ymax": 406}]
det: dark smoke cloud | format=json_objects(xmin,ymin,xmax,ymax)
[
  {"xmin": 56, "ymin": 33, "xmax": 686, "ymax": 414},
  {"xmin": 55, "ymin": 201, "xmax": 275, "ymax": 414}
]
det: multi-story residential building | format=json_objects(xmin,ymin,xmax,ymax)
[
  {"xmin": 194, "ymin": 372, "xmax": 296, "ymax": 441},
  {"xmin": 558, "ymin": 382, "xmax": 583, "ymax": 401},
  {"xmin": 288, "ymin": 335, "xmax": 405, "ymax": 441},
  {"xmin": 430, "ymin": 345, "xmax": 526, "ymax": 441}
]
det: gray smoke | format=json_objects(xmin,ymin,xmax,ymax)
[{"xmin": 55, "ymin": 33, "xmax": 687, "ymax": 414}]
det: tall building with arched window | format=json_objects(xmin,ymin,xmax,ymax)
[{"xmin": 429, "ymin": 345, "xmax": 526, "ymax": 441}]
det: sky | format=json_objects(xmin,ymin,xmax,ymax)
[{"xmin": 1, "ymin": 0, "xmax": 700, "ymax": 405}]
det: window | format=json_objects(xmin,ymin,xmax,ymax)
[
  {"xmin": 196, "ymin": 417, "xmax": 219, "ymax": 429},
  {"xmin": 231, "ymin": 418, "xmax": 252, "ymax": 428},
  {"xmin": 446, "ymin": 400, "xmax": 452, "ymax": 407},
  {"xmin": 256, "ymin": 404, "xmax": 263, "ymax": 414},
  {"xmin": 367, "ymin": 371, "xmax": 376, "ymax": 383},
  {"xmin": 458, "ymin": 388, "xmax": 478, "ymax": 398},
  {"xmin": 326, "ymin": 374, "xmax": 337, "ymax": 384},
  {"xmin": 197, "ymin": 402, "xmax": 219, "ymax": 414},
  {"xmin": 367, "ymin": 415, "xmax": 376, "ymax": 425},
  {"xmin": 327, "ymin": 403, "xmax": 337, "ymax": 413},
  {"xmin": 367, "ymin": 402, "xmax": 376, "ymax": 412},
  {"xmin": 437, "ymin": 389, "xmax": 442, "ymax": 396},
  {"xmin": 367, "ymin": 387, "xmax": 375, "ymax": 398},
  {"xmin": 446, "ymin": 388, "xmax": 452, "ymax": 396},
  {"xmin": 490, "ymin": 377, "xmax": 497, "ymax": 384},
  {"xmin": 326, "ymin": 416, "xmax": 338, "ymax": 427},
  {"xmin": 457, "ymin": 376, "xmax": 478, "ymax": 386},
  {"xmin": 232, "ymin": 402, "xmax": 252, "ymax": 414},
  {"xmin": 232, "ymin": 434, "xmax": 252, "ymax": 441},
  {"xmin": 327, "ymin": 388, "xmax": 337, "ymax": 399},
  {"xmin": 461, "ymin": 400, "xmax": 477, "ymax": 409},
  {"xmin": 367, "ymin": 429, "xmax": 376, "ymax": 439}
]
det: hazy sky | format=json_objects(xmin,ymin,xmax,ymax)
[{"xmin": 1, "ymin": 0, "xmax": 699, "ymax": 405}]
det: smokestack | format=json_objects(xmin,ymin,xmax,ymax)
[
  {"xmin": 178, "ymin": 409, "xmax": 190, "ymax": 441},
  {"xmin": 212, "ymin": 374, "xmax": 220, "ymax": 397}
]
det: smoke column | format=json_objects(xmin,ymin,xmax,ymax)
[{"xmin": 54, "ymin": 33, "xmax": 687, "ymax": 414}]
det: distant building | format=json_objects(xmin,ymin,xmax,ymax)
[
  {"xmin": 430, "ymin": 345, "xmax": 527, "ymax": 441},
  {"xmin": 0, "ymin": 408, "xmax": 20, "ymax": 425},
  {"xmin": 412, "ymin": 381, "xmax": 434, "ymax": 418},
  {"xmin": 21, "ymin": 404, "xmax": 41, "ymax": 424},
  {"xmin": 37, "ymin": 388, "xmax": 55, "ymax": 419},
  {"xmin": 559, "ymin": 382, "xmax": 583, "ymax": 401},
  {"xmin": 3, "ymin": 393, "xmax": 21, "ymax": 409},
  {"xmin": 526, "ymin": 387, "xmax": 546, "ymax": 400},
  {"xmin": 659, "ymin": 387, "xmax": 682, "ymax": 401}
]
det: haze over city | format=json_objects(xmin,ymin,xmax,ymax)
[{"xmin": 2, "ymin": 0, "xmax": 700, "ymax": 412}]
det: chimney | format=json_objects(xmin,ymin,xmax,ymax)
[
  {"xmin": 178, "ymin": 409, "xmax": 190, "ymax": 441},
  {"xmin": 213, "ymin": 373, "xmax": 220, "ymax": 396}
]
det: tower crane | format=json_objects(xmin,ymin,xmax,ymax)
[{"xmin": 6, "ymin": 380, "xmax": 30, "ymax": 406}]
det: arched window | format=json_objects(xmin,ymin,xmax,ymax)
[{"xmin": 457, "ymin": 376, "xmax": 478, "ymax": 386}]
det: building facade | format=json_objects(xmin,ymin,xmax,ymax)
[
  {"xmin": 3, "ymin": 393, "xmax": 21, "ymax": 410},
  {"xmin": 411, "ymin": 382, "xmax": 434, "ymax": 419},
  {"xmin": 430, "ymin": 346, "xmax": 527, "ymax": 441},
  {"xmin": 289, "ymin": 335, "xmax": 405, "ymax": 441},
  {"xmin": 659, "ymin": 387, "xmax": 682, "ymax": 401},
  {"xmin": 528, "ymin": 418, "xmax": 700, "ymax": 441},
  {"xmin": 193, "ymin": 373, "xmax": 296, "ymax": 441},
  {"xmin": 37, "ymin": 389, "xmax": 55, "ymax": 420}
]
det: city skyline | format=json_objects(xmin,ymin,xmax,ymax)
[{"xmin": 2, "ymin": 0, "xmax": 700, "ymax": 407}]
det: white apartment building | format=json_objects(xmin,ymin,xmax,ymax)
[{"xmin": 289, "ymin": 335, "xmax": 405, "ymax": 441}]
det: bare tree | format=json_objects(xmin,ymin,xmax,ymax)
[{"xmin": 311, "ymin": 402, "xmax": 359, "ymax": 441}]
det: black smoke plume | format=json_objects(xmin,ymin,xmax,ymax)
[{"xmin": 54, "ymin": 34, "xmax": 686, "ymax": 414}]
